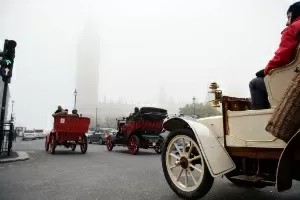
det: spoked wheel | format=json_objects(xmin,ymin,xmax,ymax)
[
  {"xmin": 80, "ymin": 135, "xmax": 88, "ymax": 154},
  {"xmin": 162, "ymin": 129, "xmax": 214, "ymax": 200},
  {"xmin": 45, "ymin": 138, "xmax": 49, "ymax": 151},
  {"xmin": 128, "ymin": 135, "xmax": 140, "ymax": 155},
  {"xmin": 106, "ymin": 136, "xmax": 114, "ymax": 151},
  {"xmin": 71, "ymin": 144, "xmax": 76, "ymax": 151},
  {"xmin": 50, "ymin": 134, "xmax": 56, "ymax": 154}
]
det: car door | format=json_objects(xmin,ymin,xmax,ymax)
[{"xmin": 90, "ymin": 131, "xmax": 98, "ymax": 142}]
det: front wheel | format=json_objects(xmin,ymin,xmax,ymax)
[
  {"xmin": 128, "ymin": 135, "xmax": 140, "ymax": 155},
  {"xmin": 80, "ymin": 135, "xmax": 88, "ymax": 154},
  {"xmin": 161, "ymin": 128, "xmax": 214, "ymax": 200},
  {"xmin": 106, "ymin": 136, "xmax": 114, "ymax": 151}
]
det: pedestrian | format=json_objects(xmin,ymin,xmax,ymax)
[{"xmin": 13, "ymin": 130, "xmax": 17, "ymax": 141}]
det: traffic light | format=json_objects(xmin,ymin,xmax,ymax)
[{"xmin": 0, "ymin": 39, "xmax": 17, "ymax": 81}]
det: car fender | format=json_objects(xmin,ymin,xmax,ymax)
[
  {"xmin": 163, "ymin": 116, "xmax": 236, "ymax": 177},
  {"xmin": 276, "ymin": 131, "xmax": 300, "ymax": 192}
]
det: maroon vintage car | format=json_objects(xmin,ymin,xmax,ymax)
[{"xmin": 106, "ymin": 107, "xmax": 167, "ymax": 155}]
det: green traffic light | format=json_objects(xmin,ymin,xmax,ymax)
[{"xmin": 5, "ymin": 60, "xmax": 11, "ymax": 65}]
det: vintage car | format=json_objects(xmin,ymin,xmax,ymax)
[
  {"xmin": 161, "ymin": 47, "xmax": 300, "ymax": 199},
  {"xmin": 106, "ymin": 107, "xmax": 167, "ymax": 155},
  {"xmin": 45, "ymin": 115, "xmax": 90, "ymax": 154}
]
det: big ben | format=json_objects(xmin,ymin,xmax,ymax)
[{"xmin": 76, "ymin": 16, "xmax": 100, "ymax": 118}]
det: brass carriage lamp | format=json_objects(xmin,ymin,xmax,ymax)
[{"xmin": 208, "ymin": 81, "xmax": 223, "ymax": 107}]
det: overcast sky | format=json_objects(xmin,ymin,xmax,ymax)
[{"xmin": 0, "ymin": 0, "xmax": 296, "ymax": 129}]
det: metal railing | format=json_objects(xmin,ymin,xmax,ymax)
[{"xmin": 0, "ymin": 123, "xmax": 13, "ymax": 156}]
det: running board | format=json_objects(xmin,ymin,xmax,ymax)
[{"xmin": 230, "ymin": 175, "xmax": 276, "ymax": 186}]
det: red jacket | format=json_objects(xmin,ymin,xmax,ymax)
[{"xmin": 264, "ymin": 17, "xmax": 300, "ymax": 75}]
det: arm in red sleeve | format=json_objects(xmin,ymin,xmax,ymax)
[{"xmin": 265, "ymin": 26, "xmax": 299, "ymax": 75}]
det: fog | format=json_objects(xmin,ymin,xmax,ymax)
[{"xmin": 0, "ymin": 0, "xmax": 295, "ymax": 129}]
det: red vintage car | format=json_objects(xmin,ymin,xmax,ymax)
[
  {"xmin": 45, "ymin": 115, "xmax": 90, "ymax": 154},
  {"xmin": 106, "ymin": 107, "xmax": 167, "ymax": 155}
]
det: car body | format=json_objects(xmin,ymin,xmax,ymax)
[
  {"xmin": 161, "ymin": 51, "xmax": 300, "ymax": 200},
  {"xmin": 22, "ymin": 130, "xmax": 36, "ymax": 140},
  {"xmin": 34, "ymin": 129, "xmax": 46, "ymax": 139},
  {"xmin": 45, "ymin": 115, "xmax": 91, "ymax": 154},
  {"xmin": 87, "ymin": 128, "xmax": 114, "ymax": 144},
  {"xmin": 106, "ymin": 107, "xmax": 167, "ymax": 155}
]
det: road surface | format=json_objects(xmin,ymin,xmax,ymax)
[{"xmin": 0, "ymin": 138, "xmax": 299, "ymax": 200}]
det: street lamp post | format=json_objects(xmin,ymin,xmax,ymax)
[
  {"xmin": 73, "ymin": 89, "xmax": 77, "ymax": 109},
  {"xmin": 10, "ymin": 100, "xmax": 14, "ymax": 122},
  {"xmin": 192, "ymin": 96, "xmax": 196, "ymax": 116},
  {"xmin": 96, "ymin": 108, "xmax": 98, "ymax": 130}
]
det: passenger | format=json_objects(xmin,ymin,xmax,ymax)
[
  {"xmin": 52, "ymin": 105, "xmax": 67, "ymax": 117},
  {"xmin": 71, "ymin": 109, "xmax": 79, "ymax": 117},
  {"xmin": 249, "ymin": 2, "xmax": 300, "ymax": 109}
]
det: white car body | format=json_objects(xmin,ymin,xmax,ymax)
[
  {"xmin": 34, "ymin": 129, "xmax": 46, "ymax": 139},
  {"xmin": 22, "ymin": 130, "xmax": 37, "ymax": 140},
  {"xmin": 161, "ymin": 49, "xmax": 300, "ymax": 200}
]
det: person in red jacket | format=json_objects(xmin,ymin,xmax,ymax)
[{"xmin": 249, "ymin": 2, "xmax": 300, "ymax": 109}]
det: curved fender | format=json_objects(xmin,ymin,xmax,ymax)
[
  {"xmin": 276, "ymin": 131, "xmax": 300, "ymax": 192},
  {"xmin": 163, "ymin": 116, "xmax": 235, "ymax": 177}
]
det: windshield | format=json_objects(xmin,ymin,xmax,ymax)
[
  {"xmin": 34, "ymin": 130, "xmax": 43, "ymax": 133},
  {"xmin": 24, "ymin": 130, "xmax": 34, "ymax": 133}
]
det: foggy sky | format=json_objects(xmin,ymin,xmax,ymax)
[{"xmin": 0, "ymin": 0, "xmax": 296, "ymax": 129}]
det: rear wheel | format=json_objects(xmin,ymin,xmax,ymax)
[
  {"xmin": 106, "ymin": 136, "xmax": 114, "ymax": 151},
  {"xmin": 80, "ymin": 135, "xmax": 88, "ymax": 154},
  {"xmin": 128, "ymin": 135, "xmax": 140, "ymax": 155},
  {"xmin": 162, "ymin": 128, "xmax": 214, "ymax": 200},
  {"xmin": 71, "ymin": 144, "xmax": 76, "ymax": 151},
  {"xmin": 50, "ymin": 134, "xmax": 56, "ymax": 154},
  {"xmin": 45, "ymin": 138, "xmax": 49, "ymax": 151}
]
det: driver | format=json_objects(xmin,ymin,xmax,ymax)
[{"xmin": 249, "ymin": 2, "xmax": 300, "ymax": 109}]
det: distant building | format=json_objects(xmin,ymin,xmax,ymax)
[
  {"xmin": 76, "ymin": 17, "xmax": 100, "ymax": 120},
  {"xmin": 0, "ymin": 81, "xmax": 10, "ymax": 121}
]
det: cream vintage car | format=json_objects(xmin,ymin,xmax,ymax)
[{"xmin": 161, "ymin": 47, "xmax": 300, "ymax": 199}]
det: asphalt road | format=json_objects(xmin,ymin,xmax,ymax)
[{"xmin": 0, "ymin": 138, "xmax": 299, "ymax": 200}]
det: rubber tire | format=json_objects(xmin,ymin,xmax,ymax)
[
  {"xmin": 45, "ymin": 139, "xmax": 49, "ymax": 151},
  {"xmin": 98, "ymin": 137, "xmax": 103, "ymax": 145},
  {"xmin": 80, "ymin": 135, "xmax": 88, "ymax": 154},
  {"xmin": 106, "ymin": 136, "xmax": 114, "ymax": 151},
  {"xmin": 161, "ymin": 128, "xmax": 214, "ymax": 200},
  {"xmin": 128, "ymin": 135, "xmax": 140, "ymax": 155},
  {"xmin": 50, "ymin": 134, "xmax": 56, "ymax": 154},
  {"xmin": 71, "ymin": 144, "xmax": 76, "ymax": 151},
  {"xmin": 89, "ymin": 138, "xmax": 92, "ymax": 144}
]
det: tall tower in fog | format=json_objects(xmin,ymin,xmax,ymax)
[
  {"xmin": 76, "ymin": 16, "xmax": 100, "ymax": 116},
  {"xmin": 158, "ymin": 84, "xmax": 167, "ymax": 108}
]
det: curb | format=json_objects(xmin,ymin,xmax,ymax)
[{"xmin": 0, "ymin": 151, "xmax": 29, "ymax": 163}]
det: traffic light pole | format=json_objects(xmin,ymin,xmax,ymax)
[{"xmin": 0, "ymin": 78, "xmax": 9, "ymax": 153}]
